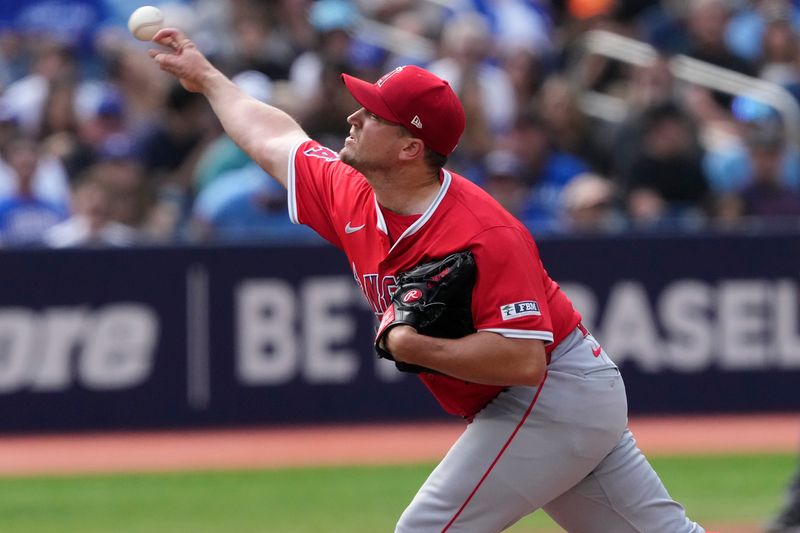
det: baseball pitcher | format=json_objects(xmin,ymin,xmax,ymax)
[{"xmin": 150, "ymin": 28, "xmax": 706, "ymax": 533}]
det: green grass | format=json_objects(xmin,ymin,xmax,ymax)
[
  {"xmin": 651, "ymin": 454, "xmax": 796, "ymax": 524},
  {"xmin": 0, "ymin": 454, "xmax": 794, "ymax": 532}
]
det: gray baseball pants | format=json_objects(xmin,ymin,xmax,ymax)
[{"xmin": 396, "ymin": 327, "xmax": 704, "ymax": 533}]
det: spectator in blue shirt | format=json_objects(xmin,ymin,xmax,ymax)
[{"xmin": 0, "ymin": 138, "xmax": 67, "ymax": 245}]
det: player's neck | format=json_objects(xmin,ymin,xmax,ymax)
[{"xmin": 372, "ymin": 169, "xmax": 441, "ymax": 215}]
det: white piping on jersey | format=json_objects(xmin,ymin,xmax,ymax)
[
  {"xmin": 374, "ymin": 196, "xmax": 389, "ymax": 235},
  {"xmin": 479, "ymin": 328, "xmax": 554, "ymax": 343},
  {"xmin": 287, "ymin": 140, "xmax": 452, "ymax": 245},
  {"xmin": 286, "ymin": 138, "xmax": 305, "ymax": 224},
  {"xmin": 375, "ymin": 170, "xmax": 453, "ymax": 254}
]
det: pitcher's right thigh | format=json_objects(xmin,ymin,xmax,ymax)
[{"xmin": 543, "ymin": 429, "xmax": 705, "ymax": 533}]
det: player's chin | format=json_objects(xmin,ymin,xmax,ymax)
[
  {"xmin": 339, "ymin": 146, "xmax": 354, "ymax": 165},
  {"xmin": 340, "ymin": 153, "xmax": 370, "ymax": 175}
]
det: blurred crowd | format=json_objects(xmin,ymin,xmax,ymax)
[{"xmin": 1, "ymin": 0, "xmax": 800, "ymax": 247}]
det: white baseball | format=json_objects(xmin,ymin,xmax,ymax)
[{"xmin": 128, "ymin": 6, "xmax": 164, "ymax": 41}]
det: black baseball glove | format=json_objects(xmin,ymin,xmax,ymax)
[{"xmin": 375, "ymin": 251, "xmax": 477, "ymax": 373}]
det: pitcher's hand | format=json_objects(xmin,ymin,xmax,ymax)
[{"xmin": 148, "ymin": 28, "xmax": 219, "ymax": 94}]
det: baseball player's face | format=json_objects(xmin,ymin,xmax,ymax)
[{"xmin": 340, "ymin": 107, "xmax": 408, "ymax": 175}]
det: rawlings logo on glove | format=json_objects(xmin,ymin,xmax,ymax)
[{"xmin": 375, "ymin": 251, "xmax": 477, "ymax": 373}]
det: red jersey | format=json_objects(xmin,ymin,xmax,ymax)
[{"xmin": 288, "ymin": 140, "xmax": 581, "ymax": 417}]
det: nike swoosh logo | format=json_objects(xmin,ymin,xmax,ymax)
[
  {"xmin": 592, "ymin": 345, "xmax": 602, "ymax": 357},
  {"xmin": 345, "ymin": 222, "xmax": 365, "ymax": 234}
]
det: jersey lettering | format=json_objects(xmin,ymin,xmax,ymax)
[
  {"xmin": 383, "ymin": 277, "xmax": 398, "ymax": 307},
  {"xmin": 303, "ymin": 146, "xmax": 339, "ymax": 162},
  {"xmin": 353, "ymin": 266, "xmax": 398, "ymax": 317},
  {"xmin": 362, "ymin": 274, "xmax": 381, "ymax": 314},
  {"xmin": 351, "ymin": 263, "xmax": 363, "ymax": 292}
]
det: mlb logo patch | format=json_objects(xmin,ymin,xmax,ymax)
[{"xmin": 500, "ymin": 301, "xmax": 541, "ymax": 320}]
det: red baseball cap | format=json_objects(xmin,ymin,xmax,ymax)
[{"xmin": 341, "ymin": 65, "xmax": 466, "ymax": 156}]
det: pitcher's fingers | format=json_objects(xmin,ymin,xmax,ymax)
[
  {"xmin": 151, "ymin": 52, "xmax": 179, "ymax": 70},
  {"xmin": 153, "ymin": 27, "xmax": 185, "ymax": 48}
]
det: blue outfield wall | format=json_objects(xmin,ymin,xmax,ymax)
[{"xmin": 0, "ymin": 233, "xmax": 798, "ymax": 432}]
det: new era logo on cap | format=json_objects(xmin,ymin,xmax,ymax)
[{"xmin": 341, "ymin": 65, "xmax": 466, "ymax": 156}]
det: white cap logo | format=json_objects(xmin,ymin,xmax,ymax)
[
  {"xmin": 377, "ymin": 66, "xmax": 405, "ymax": 87},
  {"xmin": 411, "ymin": 115, "xmax": 423, "ymax": 129}
]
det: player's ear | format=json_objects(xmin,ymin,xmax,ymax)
[{"xmin": 398, "ymin": 137, "xmax": 425, "ymax": 162}]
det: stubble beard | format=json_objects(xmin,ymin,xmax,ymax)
[
  {"xmin": 338, "ymin": 145, "xmax": 355, "ymax": 167},
  {"xmin": 339, "ymin": 145, "xmax": 385, "ymax": 176}
]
